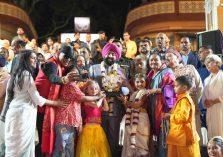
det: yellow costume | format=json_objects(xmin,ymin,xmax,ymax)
[
  {"xmin": 76, "ymin": 124, "xmax": 111, "ymax": 157},
  {"xmin": 167, "ymin": 93, "xmax": 201, "ymax": 157},
  {"xmin": 125, "ymin": 40, "xmax": 137, "ymax": 59}
]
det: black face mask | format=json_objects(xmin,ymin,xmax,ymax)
[{"xmin": 104, "ymin": 57, "xmax": 116, "ymax": 66}]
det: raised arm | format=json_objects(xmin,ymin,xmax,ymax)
[{"xmin": 41, "ymin": 62, "xmax": 63, "ymax": 84}]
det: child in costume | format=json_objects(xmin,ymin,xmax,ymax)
[
  {"xmin": 53, "ymin": 78, "xmax": 105, "ymax": 157},
  {"xmin": 119, "ymin": 73, "xmax": 150, "ymax": 157},
  {"xmin": 163, "ymin": 75, "xmax": 201, "ymax": 157},
  {"xmin": 76, "ymin": 80, "xmax": 111, "ymax": 157}
]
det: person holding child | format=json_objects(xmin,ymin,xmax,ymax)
[
  {"xmin": 163, "ymin": 75, "xmax": 201, "ymax": 157},
  {"xmin": 53, "ymin": 75, "xmax": 106, "ymax": 156}
]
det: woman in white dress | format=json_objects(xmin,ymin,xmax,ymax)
[
  {"xmin": 2, "ymin": 50, "xmax": 65, "ymax": 157},
  {"xmin": 202, "ymin": 54, "xmax": 223, "ymax": 139}
]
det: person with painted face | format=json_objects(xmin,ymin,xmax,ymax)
[
  {"xmin": 89, "ymin": 43, "xmax": 133, "ymax": 157},
  {"xmin": 35, "ymin": 44, "xmax": 78, "ymax": 156}
]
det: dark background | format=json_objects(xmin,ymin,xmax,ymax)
[{"xmin": 9, "ymin": 0, "xmax": 148, "ymax": 42}]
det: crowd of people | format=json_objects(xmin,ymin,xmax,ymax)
[{"xmin": 0, "ymin": 27, "xmax": 223, "ymax": 157}]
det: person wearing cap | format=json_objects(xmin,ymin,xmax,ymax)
[
  {"xmin": 0, "ymin": 54, "xmax": 10, "ymax": 112},
  {"xmin": 165, "ymin": 47, "xmax": 204, "ymax": 145},
  {"xmin": 89, "ymin": 43, "xmax": 133, "ymax": 157},
  {"xmin": 34, "ymin": 44, "xmax": 78, "ymax": 156}
]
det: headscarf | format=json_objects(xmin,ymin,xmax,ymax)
[
  {"xmin": 166, "ymin": 47, "xmax": 182, "ymax": 62},
  {"xmin": 102, "ymin": 43, "xmax": 121, "ymax": 61}
]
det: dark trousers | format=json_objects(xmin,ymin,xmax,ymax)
[
  {"xmin": 52, "ymin": 124, "xmax": 77, "ymax": 157},
  {"xmin": 150, "ymin": 130, "xmax": 167, "ymax": 157},
  {"xmin": 101, "ymin": 116, "xmax": 123, "ymax": 157},
  {"xmin": 35, "ymin": 112, "xmax": 44, "ymax": 157}
]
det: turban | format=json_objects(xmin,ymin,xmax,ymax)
[
  {"xmin": 102, "ymin": 43, "xmax": 121, "ymax": 61},
  {"xmin": 0, "ymin": 54, "xmax": 6, "ymax": 67},
  {"xmin": 166, "ymin": 47, "xmax": 182, "ymax": 62}
]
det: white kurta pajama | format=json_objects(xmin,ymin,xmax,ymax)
[
  {"xmin": 5, "ymin": 71, "xmax": 46, "ymax": 157},
  {"xmin": 203, "ymin": 70, "xmax": 223, "ymax": 139}
]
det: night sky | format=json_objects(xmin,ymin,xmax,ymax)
[{"xmin": 11, "ymin": 0, "xmax": 144, "ymax": 42}]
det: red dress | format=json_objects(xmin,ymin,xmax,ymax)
[{"xmin": 55, "ymin": 82, "xmax": 84, "ymax": 127}]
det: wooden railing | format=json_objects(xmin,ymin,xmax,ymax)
[
  {"xmin": 125, "ymin": 0, "xmax": 205, "ymax": 29},
  {"xmin": 0, "ymin": 1, "xmax": 37, "ymax": 38}
]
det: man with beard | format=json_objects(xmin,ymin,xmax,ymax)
[
  {"xmin": 152, "ymin": 33, "xmax": 169, "ymax": 61},
  {"xmin": 113, "ymin": 39, "xmax": 134, "ymax": 80},
  {"xmin": 89, "ymin": 43, "xmax": 133, "ymax": 157},
  {"xmin": 131, "ymin": 39, "xmax": 152, "ymax": 76},
  {"xmin": 180, "ymin": 36, "xmax": 201, "ymax": 68},
  {"xmin": 138, "ymin": 39, "xmax": 152, "ymax": 59}
]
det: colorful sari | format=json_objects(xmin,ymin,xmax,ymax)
[{"xmin": 147, "ymin": 64, "xmax": 175, "ymax": 157}]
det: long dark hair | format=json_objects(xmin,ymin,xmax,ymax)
[{"xmin": 7, "ymin": 49, "xmax": 35, "ymax": 101}]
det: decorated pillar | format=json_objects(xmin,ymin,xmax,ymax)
[{"xmin": 205, "ymin": 0, "xmax": 223, "ymax": 31}]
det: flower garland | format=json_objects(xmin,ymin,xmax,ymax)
[{"xmin": 100, "ymin": 61, "xmax": 123, "ymax": 92}]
